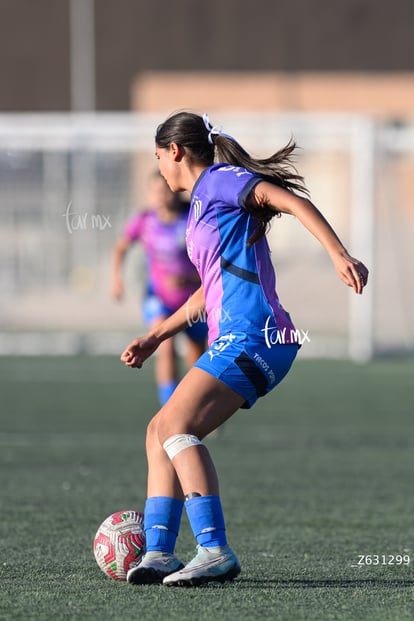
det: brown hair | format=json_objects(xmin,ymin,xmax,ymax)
[{"xmin": 155, "ymin": 111, "xmax": 309, "ymax": 244}]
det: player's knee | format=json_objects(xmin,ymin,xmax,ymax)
[
  {"xmin": 163, "ymin": 433, "xmax": 203, "ymax": 461},
  {"xmin": 145, "ymin": 416, "xmax": 161, "ymax": 453}
]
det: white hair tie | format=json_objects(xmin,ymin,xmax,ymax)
[{"xmin": 203, "ymin": 112, "xmax": 233, "ymax": 144}]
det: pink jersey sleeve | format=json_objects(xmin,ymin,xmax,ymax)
[{"xmin": 123, "ymin": 212, "xmax": 147, "ymax": 241}]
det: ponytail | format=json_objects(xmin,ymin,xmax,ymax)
[
  {"xmin": 213, "ymin": 133, "xmax": 308, "ymax": 245},
  {"xmin": 156, "ymin": 111, "xmax": 309, "ymax": 244}
]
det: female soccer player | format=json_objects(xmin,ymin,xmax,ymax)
[
  {"xmin": 121, "ymin": 112, "xmax": 369, "ymax": 587},
  {"xmin": 111, "ymin": 172, "xmax": 207, "ymax": 405}
]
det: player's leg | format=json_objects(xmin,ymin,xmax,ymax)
[
  {"xmin": 126, "ymin": 392, "xmax": 185, "ymax": 585},
  {"xmin": 128, "ymin": 367, "xmax": 244, "ymax": 586},
  {"xmin": 143, "ymin": 295, "xmax": 178, "ymax": 404},
  {"xmin": 153, "ymin": 322, "xmax": 179, "ymax": 404},
  {"xmin": 184, "ymin": 336, "xmax": 206, "ymax": 368},
  {"xmin": 149, "ymin": 368, "xmax": 244, "ymax": 586},
  {"xmin": 159, "ymin": 341, "xmax": 299, "ymax": 586},
  {"xmin": 129, "ymin": 339, "xmax": 298, "ymax": 586},
  {"xmin": 153, "ymin": 368, "xmax": 244, "ymax": 493},
  {"xmin": 182, "ymin": 320, "xmax": 208, "ymax": 369}
]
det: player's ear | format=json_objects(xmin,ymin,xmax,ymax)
[{"xmin": 169, "ymin": 142, "xmax": 185, "ymax": 161}]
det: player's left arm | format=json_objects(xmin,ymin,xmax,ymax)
[{"xmin": 252, "ymin": 181, "xmax": 369, "ymax": 295}]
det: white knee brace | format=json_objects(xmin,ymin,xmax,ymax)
[{"xmin": 163, "ymin": 434, "xmax": 202, "ymax": 460}]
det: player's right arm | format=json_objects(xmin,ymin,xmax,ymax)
[{"xmin": 121, "ymin": 286, "xmax": 206, "ymax": 368}]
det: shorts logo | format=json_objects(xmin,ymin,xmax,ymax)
[
  {"xmin": 252, "ymin": 352, "xmax": 276, "ymax": 385},
  {"xmin": 208, "ymin": 333, "xmax": 236, "ymax": 361}
]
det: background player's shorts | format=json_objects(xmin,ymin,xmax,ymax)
[
  {"xmin": 194, "ymin": 331, "xmax": 299, "ymax": 408},
  {"xmin": 142, "ymin": 293, "xmax": 169, "ymax": 325},
  {"xmin": 142, "ymin": 293, "xmax": 208, "ymax": 344}
]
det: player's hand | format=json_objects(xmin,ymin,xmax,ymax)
[
  {"xmin": 110, "ymin": 278, "xmax": 124, "ymax": 301},
  {"xmin": 333, "ymin": 251, "xmax": 369, "ymax": 294},
  {"xmin": 120, "ymin": 334, "xmax": 160, "ymax": 368}
]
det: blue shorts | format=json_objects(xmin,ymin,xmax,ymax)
[
  {"xmin": 194, "ymin": 331, "xmax": 299, "ymax": 409},
  {"xmin": 142, "ymin": 293, "xmax": 208, "ymax": 344}
]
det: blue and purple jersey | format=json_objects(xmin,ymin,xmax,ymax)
[
  {"xmin": 186, "ymin": 164, "xmax": 296, "ymax": 346},
  {"xmin": 124, "ymin": 209, "xmax": 200, "ymax": 310}
]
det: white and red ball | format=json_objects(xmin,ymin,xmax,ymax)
[{"xmin": 93, "ymin": 510, "xmax": 145, "ymax": 580}]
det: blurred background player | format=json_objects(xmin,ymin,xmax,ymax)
[{"xmin": 111, "ymin": 172, "xmax": 207, "ymax": 405}]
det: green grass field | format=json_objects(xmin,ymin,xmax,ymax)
[{"xmin": 1, "ymin": 355, "xmax": 413, "ymax": 621}]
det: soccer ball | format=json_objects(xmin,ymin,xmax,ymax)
[{"xmin": 93, "ymin": 510, "xmax": 145, "ymax": 580}]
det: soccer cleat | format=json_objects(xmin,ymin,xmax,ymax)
[
  {"xmin": 127, "ymin": 551, "xmax": 184, "ymax": 585},
  {"xmin": 162, "ymin": 544, "xmax": 241, "ymax": 587}
]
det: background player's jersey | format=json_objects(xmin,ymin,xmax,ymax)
[
  {"xmin": 125, "ymin": 210, "xmax": 199, "ymax": 310},
  {"xmin": 186, "ymin": 164, "xmax": 296, "ymax": 346}
]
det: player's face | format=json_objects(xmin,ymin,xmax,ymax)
[{"xmin": 155, "ymin": 146, "xmax": 179, "ymax": 192}]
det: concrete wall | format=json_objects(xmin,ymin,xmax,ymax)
[
  {"xmin": 1, "ymin": 0, "xmax": 414, "ymax": 111},
  {"xmin": 132, "ymin": 71, "xmax": 414, "ymax": 120}
]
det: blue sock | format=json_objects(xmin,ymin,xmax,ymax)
[
  {"xmin": 158, "ymin": 381, "xmax": 178, "ymax": 405},
  {"xmin": 144, "ymin": 496, "xmax": 183, "ymax": 553},
  {"xmin": 185, "ymin": 495, "xmax": 227, "ymax": 548}
]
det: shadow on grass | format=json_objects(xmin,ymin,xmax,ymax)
[
  {"xmin": 237, "ymin": 578, "xmax": 414, "ymax": 589},
  {"xmin": 167, "ymin": 577, "xmax": 414, "ymax": 590}
]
